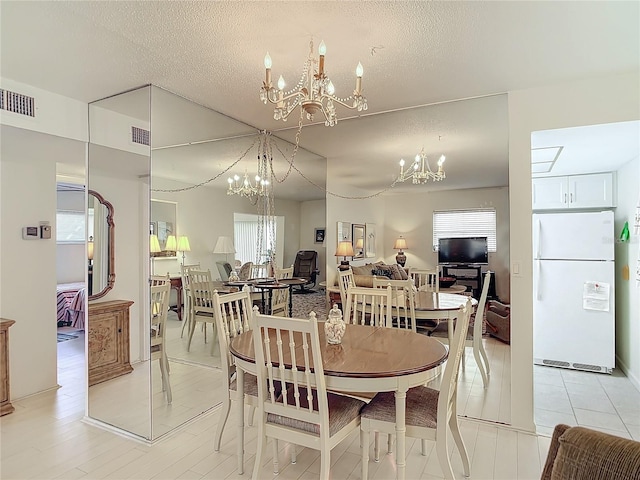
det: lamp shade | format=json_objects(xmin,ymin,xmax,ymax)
[
  {"xmin": 355, "ymin": 238, "xmax": 364, "ymax": 249},
  {"xmin": 335, "ymin": 241, "xmax": 354, "ymax": 257},
  {"xmin": 213, "ymin": 236, "xmax": 236, "ymax": 254},
  {"xmin": 393, "ymin": 236, "xmax": 408, "ymax": 250},
  {"xmin": 165, "ymin": 235, "xmax": 177, "ymax": 252},
  {"xmin": 150, "ymin": 234, "xmax": 161, "ymax": 253},
  {"xmin": 177, "ymin": 235, "xmax": 191, "ymax": 252},
  {"xmin": 87, "ymin": 236, "xmax": 94, "ymax": 260}
]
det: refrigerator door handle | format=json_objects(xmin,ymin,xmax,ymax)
[
  {"xmin": 535, "ymin": 259, "xmax": 542, "ymax": 300},
  {"xmin": 535, "ymin": 218, "xmax": 542, "ymax": 259}
]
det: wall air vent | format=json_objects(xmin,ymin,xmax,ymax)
[
  {"xmin": 131, "ymin": 126, "xmax": 150, "ymax": 146},
  {"xmin": 0, "ymin": 89, "xmax": 36, "ymax": 117}
]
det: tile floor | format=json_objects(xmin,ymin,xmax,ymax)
[{"xmin": 534, "ymin": 364, "xmax": 640, "ymax": 440}]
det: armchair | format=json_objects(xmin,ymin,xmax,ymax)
[
  {"xmin": 292, "ymin": 250, "xmax": 320, "ymax": 292},
  {"xmin": 485, "ymin": 299, "xmax": 510, "ymax": 344}
]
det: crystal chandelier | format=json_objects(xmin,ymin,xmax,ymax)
[
  {"xmin": 259, "ymin": 39, "xmax": 368, "ymax": 126},
  {"xmin": 397, "ymin": 148, "xmax": 446, "ymax": 184},
  {"xmin": 226, "ymin": 170, "xmax": 270, "ymax": 198}
]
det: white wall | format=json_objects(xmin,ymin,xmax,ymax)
[
  {"xmin": 299, "ymin": 199, "xmax": 327, "ymax": 285},
  {"xmin": 614, "ymin": 156, "xmax": 640, "ymax": 388},
  {"xmin": 383, "ymin": 187, "xmax": 510, "ymax": 302},
  {"xmin": 508, "ymin": 72, "xmax": 640, "ymax": 431},
  {"xmin": 325, "ymin": 174, "xmax": 385, "ymax": 288},
  {"xmin": 0, "ymin": 130, "xmax": 86, "ymax": 398}
]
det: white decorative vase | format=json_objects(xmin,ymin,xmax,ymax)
[{"xmin": 325, "ymin": 304, "xmax": 346, "ymax": 345}]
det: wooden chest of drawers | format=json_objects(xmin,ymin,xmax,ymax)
[{"xmin": 88, "ymin": 300, "xmax": 134, "ymax": 386}]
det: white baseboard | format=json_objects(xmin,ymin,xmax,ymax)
[{"xmin": 615, "ymin": 354, "xmax": 640, "ymax": 393}]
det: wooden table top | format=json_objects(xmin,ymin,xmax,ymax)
[
  {"xmin": 277, "ymin": 277, "xmax": 308, "ymax": 286},
  {"xmin": 414, "ymin": 292, "xmax": 477, "ymax": 311},
  {"xmin": 230, "ymin": 323, "xmax": 448, "ymax": 379}
]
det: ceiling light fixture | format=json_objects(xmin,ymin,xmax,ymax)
[
  {"xmin": 397, "ymin": 148, "xmax": 446, "ymax": 184},
  {"xmin": 227, "ymin": 169, "xmax": 270, "ymax": 198},
  {"xmin": 260, "ymin": 39, "xmax": 368, "ymax": 126}
]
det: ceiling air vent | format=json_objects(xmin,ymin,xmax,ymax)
[
  {"xmin": 131, "ymin": 126, "xmax": 150, "ymax": 146},
  {"xmin": 0, "ymin": 89, "xmax": 36, "ymax": 117}
]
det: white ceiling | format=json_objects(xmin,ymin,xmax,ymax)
[{"xmin": 2, "ymin": 1, "xmax": 639, "ymax": 200}]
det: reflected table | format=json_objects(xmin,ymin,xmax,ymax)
[
  {"xmin": 251, "ymin": 283, "xmax": 289, "ymax": 315},
  {"xmin": 276, "ymin": 277, "xmax": 308, "ymax": 316},
  {"xmin": 414, "ymin": 292, "xmax": 478, "ymax": 343},
  {"xmin": 230, "ymin": 323, "xmax": 448, "ymax": 479}
]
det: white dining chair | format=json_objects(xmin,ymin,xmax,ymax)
[
  {"xmin": 212, "ymin": 287, "xmax": 260, "ymax": 473},
  {"xmin": 410, "ymin": 267, "xmax": 439, "ymax": 292},
  {"xmin": 343, "ymin": 285, "xmax": 392, "ymax": 327},
  {"xmin": 180, "ymin": 263, "xmax": 201, "ymax": 338},
  {"xmin": 360, "ymin": 298, "xmax": 473, "ymax": 480},
  {"xmin": 430, "ymin": 270, "xmax": 492, "ymax": 387},
  {"xmin": 186, "ymin": 269, "xmax": 218, "ymax": 355},
  {"xmin": 150, "ymin": 276, "xmax": 172, "ymax": 404},
  {"xmin": 337, "ymin": 267, "xmax": 355, "ymax": 308},
  {"xmin": 251, "ymin": 309, "xmax": 365, "ymax": 480},
  {"xmin": 271, "ymin": 265, "xmax": 293, "ymax": 316},
  {"xmin": 372, "ymin": 278, "xmax": 416, "ymax": 332}
]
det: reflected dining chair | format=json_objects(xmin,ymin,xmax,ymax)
[
  {"xmin": 270, "ymin": 265, "xmax": 293, "ymax": 317},
  {"xmin": 251, "ymin": 309, "xmax": 365, "ymax": 480},
  {"xmin": 237, "ymin": 261, "xmax": 253, "ymax": 281},
  {"xmin": 343, "ymin": 285, "xmax": 392, "ymax": 327},
  {"xmin": 430, "ymin": 270, "xmax": 492, "ymax": 387},
  {"xmin": 187, "ymin": 269, "xmax": 218, "ymax": 355},
  {"xmin": 410, "ymin": 267, "xmax": 439, "ymax": 292},
  {"xmin": 180, "ymin": 263, "xmax": 201, "ymax": 338},
  {"xmin": 212, "ymin": 287, "xmax": 259, "ymax": 473},
  {"xmin": 372, "ymin": 278, "xmax": 416, "ymax": 332},
  {"xmin": 360, "ymin": 299, "xmax": 473, "ymax": 480},
  {"xmin": 337, "ymin": 267, "xmax": 355, "ymax": 309},
  {"xmin": 150, "ymin": 275, "xmax": 172, "ymax": 404}
]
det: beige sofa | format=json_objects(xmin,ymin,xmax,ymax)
[{"xmin": 348, "ymin": 262, "xmax": 409, "ymax": 287}]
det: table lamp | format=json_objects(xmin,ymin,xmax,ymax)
[
  {"xmin": 213, "ymin": 236, "xmax": 236, "ymax": 263},
  {"xmin": 165, "ymin": 235, "xmax": 177, "ymax": 254},
  {"xmin": 177, "ymin": 235, "xmax": 191, "ymax": 265},
  {"xmin": 355, "ymin": 237, "xmax": 364, "ymax": 257},
  {"xmin": 335, "ymin": 240, "xmax": 355, "ymax": 271},
  {"xmin": 87, "ymin": 236, "xmax": 94, "ymax": 295},
  {"xmin": 150, "ymin": 234, "xmax": 161, "ymax": 274},
  {"xmin": 393, "ymin": 236, "xmax": 408, "ymax": 267}
]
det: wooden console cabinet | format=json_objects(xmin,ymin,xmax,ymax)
[
  {"xmin": 88, "ymin": 300, "xmax": 134, "ymax": 386},
  {"xmin": 0, "ymin": 319, "xmax": 16, "ymax": 416}
]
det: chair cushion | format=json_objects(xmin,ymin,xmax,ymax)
[
  {"xmin": 267, "ymin": 387, "xmax": 364, "ymax": 437},
  {"xmin": 361, "ymin": 386, "xmax": 438, "ymax": 429},
  {"xmin": 229, "ymin": 372, "xmax": 260, "ymax": 397},
  {"xmin": 550, "ymin": 426, "xmax": 640, "ymax": 480}
]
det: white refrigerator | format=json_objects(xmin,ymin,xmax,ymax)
[{"xmin": 533, "ymin": 210, "xmax": 615, "ymax": 373}]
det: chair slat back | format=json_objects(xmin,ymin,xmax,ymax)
[
  {"xmin": 189, "ymin": 269, "xmax": 215, "ymax": 315},
  {"xmin": 338, "ymin": 268, "xmax": 355, "ymax": 307},
  {"xmin": 439, "ymin": 299, "xmax": 472, "ymax": 414},
  {"xmin": 252, "ymin": 309, "xmax": 328, "ymax": 433},
  {"xmin": 372, "ymin": 278, "xmax": 416, "ymax": 332},
  {"xmin": 213, "ymin": 287, "xmax": 253, "ymax": 384},
  {"xmin": 150, "ymin": 280, "xmax": 171, "ymax": 352},
  {"xmin": 238, "ymin": 262, "xmax": 253, "ymax": 281},
  {"xmin": 410, "ymin": 268, "xmax": 439, "ymax": 292},
  {"xmin": 344, "ymin": 285, "xmax": 392, "ymax": 327},
  {"xmin": 472, "ymin": 271, "xmax": 492, "ymax": 340},
  {"xmin": 271, "ymin": 266, "xmax": 294, "ymax": 316}
]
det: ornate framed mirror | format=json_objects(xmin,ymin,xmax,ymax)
[{"xmin": 88, "ymin": 189, "xmax": 115, "ymax": 300}]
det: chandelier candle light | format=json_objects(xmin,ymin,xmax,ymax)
[
  {"xmin": 260, "ymin": 39, "xmax": 367, "ymax": 126},
  {"xmin": 397, "ymin": 148, "xmax": 446, "ymax": 184}
]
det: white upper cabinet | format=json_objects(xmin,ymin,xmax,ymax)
[{"xmin": 532, "ymin": 172, "xmax": 614, "ymax": 210}]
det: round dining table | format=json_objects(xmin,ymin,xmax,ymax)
[
  {"xmin": 230, "ymin": 322, "xmax": 449, "ymax": 480},
  {"xmin": 414, "ymin": 291, "xmax": 478, "ymax": 343}
]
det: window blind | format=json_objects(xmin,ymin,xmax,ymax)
[{"xmin": 432, "ymin": 208, "xmax": 497, "ymax": 252}]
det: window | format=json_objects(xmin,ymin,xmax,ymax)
[
  {"xmin": 56, "ymin": 210, "xmax": 92, "ymax": 243},
  {"xmin": 432, "ymin": 208, "xmax": 497, "ymax": 252}
]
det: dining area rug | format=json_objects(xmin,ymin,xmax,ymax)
[{"xmin": 291, "ymin": 290, "xmax": 328, "ymax": 320}]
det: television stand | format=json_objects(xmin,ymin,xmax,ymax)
[{"xmin": 441, "ymin": 264, "xmax": 483, "ymax": 298}]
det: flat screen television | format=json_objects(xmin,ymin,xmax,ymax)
[{"xmin": 438, "ymin": 237, "xmax": 488, "ymax": 265}]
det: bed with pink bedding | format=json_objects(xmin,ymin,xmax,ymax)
[{"xmin": 56, "ymin": 282, "xmax": 86, "ymax": 329}]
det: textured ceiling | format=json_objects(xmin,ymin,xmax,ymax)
[{"xmin": 1, "ymin": 1, "xmax": 638, "ymax": 200}]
